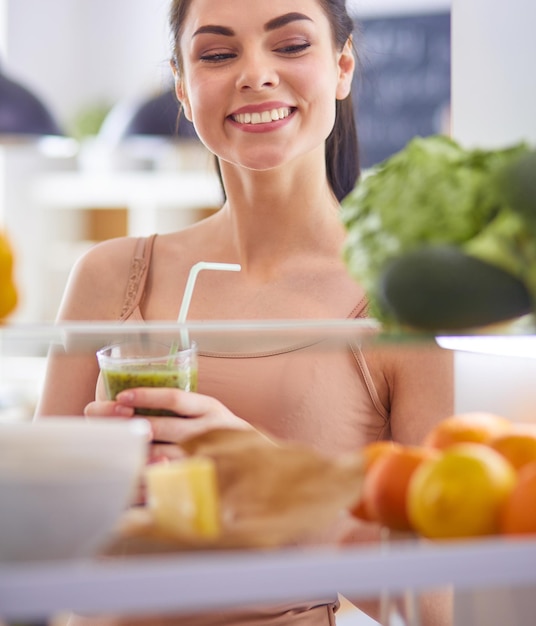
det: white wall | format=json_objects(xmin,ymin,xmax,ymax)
[
  {"xmin": 451, "ymin": 0, "xmax": 536, "ymax": 148},
  {"xmin": 349, "ymin": 0, "xmax": 450, "ymax": 17},
  {"xmin": 455, "ymin": 351, "xmax": 536, "ymax": 421},
  {"xmin": 0, "ymin": 0, "xmax": 7, "ymax": 59},
  {"xmin": 3, "ymin": 0, "xmax": 171, "ymax": 129}
]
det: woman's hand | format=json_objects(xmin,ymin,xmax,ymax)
[{"xmin": 84, "ymin": 387, "xmax": 253, "ymax": 462}]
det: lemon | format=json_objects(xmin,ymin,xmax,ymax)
[
  {"xmin": 407, "ymin": 443, "xmax": 516, "ymax": 539},
  {"xmin": 0, "ymin": 231, "xmax": 17, "ymax": 320}
]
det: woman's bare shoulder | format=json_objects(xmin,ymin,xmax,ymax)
[{"xmin": 57, "ymin": 236, "xmax": 140, "ymax": 321}]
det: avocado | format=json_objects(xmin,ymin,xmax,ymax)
[{"xmin": 378, "ymin": 246, "xmax": 533, "ymax": 330}]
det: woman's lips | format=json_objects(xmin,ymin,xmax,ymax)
[{"xmin": 230, "ymin": 107, "xmax": 294, "ymax": 126}]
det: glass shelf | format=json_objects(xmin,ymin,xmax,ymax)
[{"xmin": 2, "ymin": 317, "xmax": 536, "ymax": 362}]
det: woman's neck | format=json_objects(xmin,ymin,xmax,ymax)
[{"xmin": 216, "ymin": 157, "xmax": 345, "ymax": 270}]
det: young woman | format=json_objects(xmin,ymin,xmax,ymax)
[{"xmin": 37, "ymin": 0, "xmax": 453, "ymax": 623}]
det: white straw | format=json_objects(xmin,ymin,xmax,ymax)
[{"xmin": 177, "ymin": 261, "xmax": 241, "ymax": 348}]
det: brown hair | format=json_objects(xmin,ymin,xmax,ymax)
[{"xmin": 169, "ymin": 0, "xmax": 360, "ymax": 201}]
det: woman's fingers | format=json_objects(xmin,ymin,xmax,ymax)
[
  {"xmin": 115, "ymin": 387, "xmax": 219, "ymax": 418},
  {"xmin": 146, "ymin": 414, "xmax": 222, "ymax": 443},
  {"xmin": 83, "ymin": 400, "xmax": 134, "ymax": 418},
  {"xmin": 114, "ymin": 388, "xmax": 253, "ymax": 442}
]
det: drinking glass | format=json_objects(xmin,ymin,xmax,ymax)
[{"xmin": 97, "ymin": 339, "xmax": 198, "ymax": 416}]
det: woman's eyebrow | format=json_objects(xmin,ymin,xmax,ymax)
[
  {"xmin": 192, "ymin": 13, "xmax": 312, "ymax": 38},
  {"xmin": 264, "ymin": 12, "xmax": 313, "ymax": 32},
  {"xmin": 193, "ymin": 25, "xmax": 235, "ymax": 38}
]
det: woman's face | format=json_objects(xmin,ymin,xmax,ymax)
[{"xmin": 175, "ymin": 0, "xmax": 354, "ymax": 172}]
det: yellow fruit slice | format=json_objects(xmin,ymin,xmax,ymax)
[
  {"xmin": 145, "ymin": 456, "xmax": 221, "ymax": 539},
  {"xmin": 407, "ymin": 443, "xmax": 516, "ymax": 539}
]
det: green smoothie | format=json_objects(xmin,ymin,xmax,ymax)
[
  {"xmin": 101, "ymin": 365, "xmax": 198, "ymax": 416},
  {"xmin": 98, "ymin": 340, "xmax": 198, "ymax": 417}
]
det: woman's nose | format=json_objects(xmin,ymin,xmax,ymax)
[{"xmin": 235, "ymin": 51, "xmax": 279, "ymax": 92}]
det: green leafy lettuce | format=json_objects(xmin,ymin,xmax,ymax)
[{"xmin": 341, "ymin": 135, "xmax": 533, "ymax": 319}]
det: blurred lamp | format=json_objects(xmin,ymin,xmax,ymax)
[
  {"xmin": 0, "ymin": 65, "xmax": 62, "ymax": 137},
  {"xmin": 124, "ymin": 89, "xmax": 197, "ymax": 139},
  {"xmin": 99, "ymin": 89, "xmax": 198, "ymax": 143}
]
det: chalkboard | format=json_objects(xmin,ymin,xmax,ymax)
[{"xmin": 351, "ymin": 12, "xmax": 451, "ymax": 168}]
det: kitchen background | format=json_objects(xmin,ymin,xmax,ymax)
[{"xmin": 0, "ymin": 0, "xmax": 451, "ymax": 324}]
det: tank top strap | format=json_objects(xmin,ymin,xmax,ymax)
[
  {"xmin": 119, "ymin": 234, "xmax": 157, "ymax": 321},
  {"xmin": 350, "ymin": 342, "xmax": 389, "ymax": 421},
  {"xmin": 347, "ymin": 295, "xmax": 390, "ymax": 422},
  {"xmin": 347, "ymin": 295, "xmax": 370, "ymax": 320}
]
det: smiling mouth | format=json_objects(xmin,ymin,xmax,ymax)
[{"xmin": 231, "ymin": 107, "xmax": 294, "ymax": 125}]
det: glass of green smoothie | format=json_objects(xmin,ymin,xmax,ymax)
[{"xmin": 96, "ymin": 340, "xmax": 198, "ymax": 417}]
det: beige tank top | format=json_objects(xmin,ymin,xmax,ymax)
[
  {"xmin": 119, "ymin": 235, "xmax": 390, "ymax": 454},
  {"xmin": 103, "ymin": 235, "xmax": 389, "ymax": 625},
  {"xmin": 121, "ymin": 235, "xmax": 390, "ymax": 454}
]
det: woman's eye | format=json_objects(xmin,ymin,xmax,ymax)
[
  {"xmin": 199, "ymin": 51, "xmax": 236, "ymax": 63},
  {"xmin": 275, "ymin": 42, "xmax": 311, "ymax": 55}
]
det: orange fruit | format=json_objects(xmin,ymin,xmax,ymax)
[
  {"xmin": 489, "ymin": 425, "xmax": 536, "ymax": 471},
  {"xmin": 422, "ymin": 412, "xmax": 512, "ymax": 450},
  {"xmin": 360, "ymin": 444, "xmax": 439, "ymax": 531},
  {"xmin": 499, "ymin": 461, "xmax": 536, "ymax": 536},
  {"xmin": 408, "ymin": 443, "xmax": 516, "ymax": 539},
  {"xmin": 350, "ymin": 441, "xmax": 400, "ymax": 522}
]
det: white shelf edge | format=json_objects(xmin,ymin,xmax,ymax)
[{"xmin": 1, "ymin": 538, "xmax": 535, "ymax": 620}]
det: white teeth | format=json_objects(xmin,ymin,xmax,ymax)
[{"xmin": 232, "ymin": 107, "xmax": 292, "ymax": 125}]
